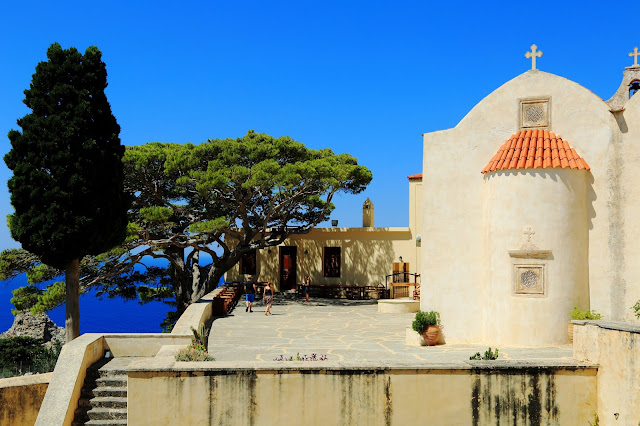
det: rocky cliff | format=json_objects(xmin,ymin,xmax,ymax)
[{"xmin": 0, "ymin": 311, "xmax": 65, "ymax": 347}]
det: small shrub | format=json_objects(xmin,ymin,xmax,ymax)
[
  {"xmin": 273, "ymin": 353, "xmax": 328, "ymax": 361},
  {"xmin": 632, "ymin": 300, "xmax": 640, "ymax": 319},
  {"xmin": 470, "ymin": 347, "xmax": 499, "ymax": 360},
  {"xmin": 175, "ymin": 344, "xmax": 215, "ymax": 362},
  {"xmin": 191, "ymin": 323, "xmax": 207, "ymax": 347},
  {"xmin": 569, "ymin": 307, "xmax": 602, "ymax": 320},
  {"xmin": 411, "ymin": 310, "xmax": 440, "ymax": 334}
]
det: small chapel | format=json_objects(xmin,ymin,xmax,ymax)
[{"xmin": 422, "ymin": 45, "xmax": 640, "ymax": 345}]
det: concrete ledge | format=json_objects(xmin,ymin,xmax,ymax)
[
  {"xmin": 156, "ymin": 345, "xmax": 185, "ymax": 357},
  {"xmin": 378, "ymin": 299, "xmax": 420, "ymax": 313},
  {"xmin": 172, "ymin": 288, "xmax": 223, "ymax": 337},
  {"xmin": 572, "ymin": 319, "xmax": 640, "ymax": 334},
  {"xmin": 127, "ymin": 356, "xmax": 597, "ymax": 373},
  {"xmin": 35, "ymin": 333, "xmax": 106, "ymax": 426},
  {"xmin": 0, "ymin": 372, "xmax": 52, "ymax": 389},
  {"xmin": 104, "ymin": 334, "xmax": 192, "ymax": 357}
]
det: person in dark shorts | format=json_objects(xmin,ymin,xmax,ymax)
[
  {"xmin": 263, "ymin": 281, "xmax": 273, "ymax": 315},
  {"xmin": 304, "ymin": 276, "xmax": 310, "ymax": 303},
  {"xmin": 245, "ymin": 275, "xmax": 257, "ymax": 313}
]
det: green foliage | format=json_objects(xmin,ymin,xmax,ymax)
[
  {"xmin": 9, "ymin": 285, "xmax": 42, "ymax": 313},
  {"xmin": 0, "ymin": 337, "xmax": 62, "ymax": 378},
  {"xmin": 569, "ymin": 307, "xmax": 602, "ymax": 320},
  {"xmin": 632, "ymin": 300, "xmax": 640, "ymax": 319},
  {"xmin": 121, "ymin": 130, "xmax": 372, "ymax": 312},
  {"xmin": 191, "ymin": 323, "xmax": 207, "ymax": 348},
  {"xmin": 411, "ymin": 310, "xmax": 440, "ymax": 334},
  {"xmin": 470, "ymin": 347, "xmax": 499, "ymax": 360},
  {"xmin": 0, "ymin": 248, "xmax": 42, "ymax": 281},
  {"xmin": 11, "ymin": 281, "xmax": 66, "ymax": 315},
  {"xmin": 588, "ymin": 411, "xmax": 599, "ymax": 426},
  {"xmin": 5, "ymin": 42, "xmax": 129, "ymax": 269},
  {"xmin": 175, "ymin": 344, "xmax": 214, "ymax": 361},
  {"xmin": 139, "ymin": 206, "xmax": 174, "ymax": 225},
  {"xmin": 161, "ymin": 310, "xmax": 180, "ymax": 333}
]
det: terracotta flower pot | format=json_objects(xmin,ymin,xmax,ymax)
[
  {"xmin": 568, "ymin": 321, "xmax": 574, "ymax": 344},
  {"xmin": 422, "ymin": 325, "xmax": 440, "ymax": 346}
]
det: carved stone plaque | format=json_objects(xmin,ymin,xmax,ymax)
[
  {"xmin": 514, "ymin": 265, "xmax": 545, "ymax": 295},
  {"xmin": 520, "ymin": 98, "xmax": 550, "ymax": 129}
]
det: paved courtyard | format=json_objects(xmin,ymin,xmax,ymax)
[{"xmin": 208, "ymin": 296, "xmax": 575, "ymax": 364}]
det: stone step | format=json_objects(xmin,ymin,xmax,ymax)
[
  {"xmin": 91, "ymin": 397, "xmax": 127, "ymax": 409},
  {"xmin": 84, "ymin": 420, "xmax": 128, "ymax": 426},
  {"xmin": 92, "ymin": 386, "xmax": 128, "ymax": 398},
  {"xmin": 97, "ymin": 368, "xmax": 128, "ymax": 377},
  {"xmin": 96, "ymin": 376, "xmax": 127, "ymax": 388},
  {"xmin": 87, "ymin": 407, "xmax": 127, "ymax": 421}
]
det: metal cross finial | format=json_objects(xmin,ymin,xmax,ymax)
[
  {"xmin": 523, "ymin": 226, "xmax": 535, "ymax": 243},
  {"xmin": 629, "ymin": 47, "xmax": 640, "ymax": 67},
  {"xmin": 525, "ymin": 44, "xmax": 543, "ymax": 70}
]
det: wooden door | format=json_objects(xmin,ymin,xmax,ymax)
[{"xmin": 279, "ymin": 246, "xmax": 297, "ymax": 291}]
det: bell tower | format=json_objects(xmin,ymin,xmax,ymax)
[
  {"xmin": 606, "ymin": 46, "xmax": 640, "ymax": 112},
  {"xmin": 362, "ymin": 198, "xmax": 374, "ymax": 228}
]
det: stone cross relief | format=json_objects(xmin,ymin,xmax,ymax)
[
  {"xmin": 629, "ymin": 47, "xmax": 640, "ymax": 67},
  {"xmin": 525, "ymin": 44, "xmax": 543, "ymax": 70},
  {"xmin": 521, "ymin": 226, "xmax": 539, "ymax": 251}
]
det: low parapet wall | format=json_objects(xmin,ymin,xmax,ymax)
[
  {"xmin": 573, "ymin": 320, "xmax": 640, "ymax": 425},
  {"xmin": 34, "ymin": 288, "xmax": 223, "ymax": 425},
  {"xmin": 0, "ymin": 373, "xmax": 52, "ymax": 426},
  {"xmin": 126, "ymin": 359, "xmax": 597, "ymax": 425}
]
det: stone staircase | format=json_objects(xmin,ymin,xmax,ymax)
[{"xmin": 72, "ymin": 357, "xmax": 129, "ymax": 425}]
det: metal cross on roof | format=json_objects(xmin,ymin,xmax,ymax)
[
  {"xmin": 525, "ymin": 44, "xmax": 543, "ymax": 70},
  {"xmin": 629, "ymin": 47, "xmax": 640, "ymax": 67}
]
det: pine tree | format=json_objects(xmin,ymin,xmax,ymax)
[{"xmin": 5, "ymin": 43, "xmax": 129, "ymax": 341}]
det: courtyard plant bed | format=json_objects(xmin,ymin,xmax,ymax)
[
  {"xmin": 176, "ymin": 323, "xmax": 215, "ymax": 361},
  {"xmin": 411, "ymin": 310, "xmax": 440, "ymax": 346},
  {"xmin": 273, "ymin": 353, "xmax": 328, "ymax": 361},
  {"xmin": 469, "ymin": 347, "xmax": 499, "ymax": 360},
  {"xmin": 568, "ymin": 307, "xmax": 602, "ymax": 343}
]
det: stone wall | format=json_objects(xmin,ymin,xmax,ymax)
[
  {"xmin": 573, "ymin": 320, "xmax": 640, "ymax": 425},
  {"xmin": 127, "ymin": 360, "xmax": 597, "ymax": 425},
  {"xmin": 0, "ymin": 373, "xmax": 51, "ymax": 426}
]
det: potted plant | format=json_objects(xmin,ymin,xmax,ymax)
[
  {"xmin": 412, "ymin": 310, "xmax": 440, "ymax": 346},
  {"xmin": 568, "ymin": 307, "xmax": 602, "ymax": 343}
]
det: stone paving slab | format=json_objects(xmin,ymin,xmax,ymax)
[{"xmin": 207, "ymin": 297, "xmax": 579, "ymax": 366}]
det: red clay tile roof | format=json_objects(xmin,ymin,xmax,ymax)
[
  {"xmin": 407, "ymin": 173, "xmax": 423, "ymax": 180},
  {"xmin": 481, "ymin": 130, "xmax": 590, "ymax": 174}
]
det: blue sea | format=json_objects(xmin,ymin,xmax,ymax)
[{"xmin": 0, "ymin": 268, "xmax": 222, "ymax": 334}]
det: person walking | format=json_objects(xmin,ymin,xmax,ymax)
[
  {"xmin": 304, "ymin": 276, "xmax": 311, "ymax": 303},
  {"xmin": 244, "ymin": 275, "xmax": 257, "ymax": 313},
  {"xmin": 263, "ymin": 282, "xmax": 273, "ymax": 315}
]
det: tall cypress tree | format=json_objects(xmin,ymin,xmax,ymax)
[{"xmin": 5, "ymin": 43, "xmax": 128, "ymax": 342}]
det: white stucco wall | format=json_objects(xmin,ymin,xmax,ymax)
[
  {"xmin": 483, "ymin": 169, "xmax": 589, "ymax": 345},
  {"xmin": 422, "ymin": 70, "xmax": 617, "ymax": 342},
  {"xmin": 616, "ymin": 92, "xmax": 640, "ymax": 323}
]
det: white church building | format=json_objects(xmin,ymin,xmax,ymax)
[{"xmin": 422, "ymin": 45, "xmax": 640, "ymax": 345}]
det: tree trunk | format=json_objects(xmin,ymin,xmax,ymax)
[{"xmin": 65, "ymin": 258, "xmax": 80, "ymax": 342}]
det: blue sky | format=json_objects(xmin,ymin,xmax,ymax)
[{"xmin": 0, "ymin": 0, "xmax": 636, "ymax": 251}]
